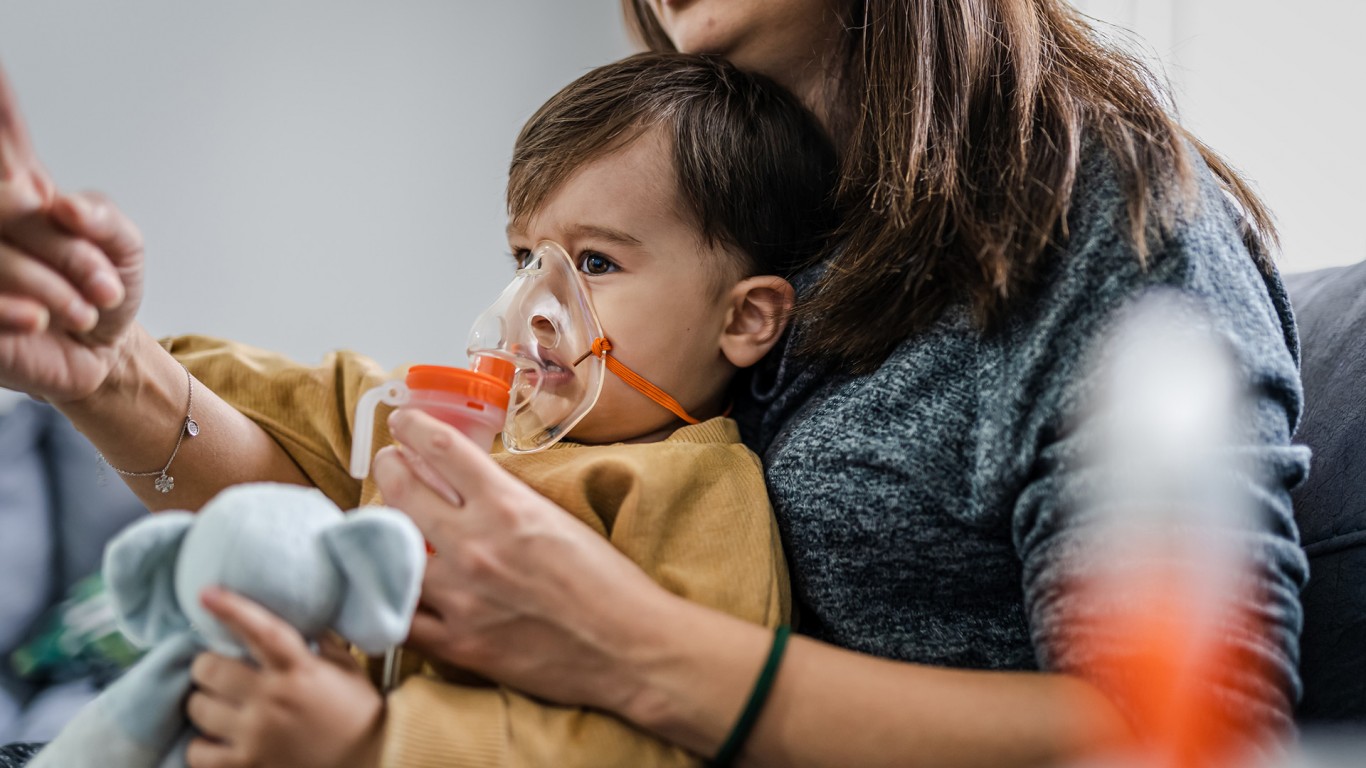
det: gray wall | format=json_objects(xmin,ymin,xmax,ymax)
[
  {"xmin": 1075, "ymin": 0, "xmax": 1366, "ymax": 275},
  {"xmin": 0, "ymin": 1, "xmax": 632, "ymax": 368},
  {"xmin": 1, "ymin": 2, "xmax": 1361, "ymax": 368}
]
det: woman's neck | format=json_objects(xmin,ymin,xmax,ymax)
[
  {"xmin": 738, "ymin": 18, "xmax": 845, "ymax": 139},
  {"xmin": 786, "ymin": 64, "xmax": 839, "ymax": 137}
]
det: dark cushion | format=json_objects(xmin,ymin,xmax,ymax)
[{"xmin": 1284, "ymin": 261, "xmax": 1366, "ymax": 723}]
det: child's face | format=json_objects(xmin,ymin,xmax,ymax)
[{"xmin": 506, "ymin": 127, "xmax": 742, "ymax": 445}]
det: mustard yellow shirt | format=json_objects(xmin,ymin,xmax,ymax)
[{"xmin": 168, "ymin": 335, "xmax": 790, "ymax": 767}]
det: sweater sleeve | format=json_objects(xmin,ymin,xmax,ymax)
[
  {"xmin": 165, "ymin": 335, "xmax": 393, "ymax": 510},
  {"xmin": 1009, "ymin": 151, "xmax": 1309, "ymax": 740},
  {"xmin": 379, "ymin": 433, "xmax": 789, "ymax": 767}
]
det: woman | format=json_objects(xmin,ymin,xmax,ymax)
[{"xmin": 0, "ymin": 1, "xmax": 1306, "ymax": 765}]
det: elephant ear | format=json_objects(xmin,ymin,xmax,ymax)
[
  {"xmin": 103, "ymin": 511, "xmax": 196, "ymax": 648},
  {"xmin": 319, "ymin": 507, "xmax": 426, "ymax": 655}
]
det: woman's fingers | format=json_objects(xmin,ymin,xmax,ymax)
[
  {"xmin": 0, "ymin": 62, "xmax": 52, "ymax": 217},
  {"xmin": 0, "ymin": 239, "xmax": 101, "ymax": 331},
  {"xmin": 4, "ymin": 207, "xmax": 125, "ymax": 311},
  {"xmin": 396, "ymin": 444, "xmax": 465, "ymax": 508},
  {"xmin": 372, "ymin": 444, "xmax": 466, "ymax": 548},
  {"xmin": 0, "ymin": 67, "xmax": 136, "ymax": 318},
  {"xmin": 0, "ymin": 194, "xmax": 141, "ymax": 336},
  {"xmin": 385, "ymin": 408, "xmax": 510, "ymax": 505},
  {"xmin": 199, "ymin": 587, "xmax": 308, "ymax": 672},
  {"xmin": 0, "ymin": 64, "xmax": 43, "ymax": 180},
  {"xmin": 405, "ymin": 609, "xmax": 453, "ymax": 656},
  {"xmin": 51, "ymin": 191, "xmax": 144, "ymax": 274},
  {"xmin": 0, "ymin": 293, "xmax": 47, "ymax": 332}
]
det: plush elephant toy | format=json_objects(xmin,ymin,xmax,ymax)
[{"xmin": 29, "ymin": 483, "xmax": 426, "ymax": 768}]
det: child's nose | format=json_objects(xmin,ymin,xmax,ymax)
[{"xmin": 529, "ymin": 314, "xmax": 560, "ymax": 349}]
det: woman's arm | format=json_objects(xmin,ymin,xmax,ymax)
[
  {"xmin": 58, "ymin": 325, "xmax": 311, "ymax": 511},
  {"xmin": 375, "ymin": 409, "xmax": 1132, "ymax": 768},
  {"xmin": 1, "ymin": 63, "xmax": 309, "ymax": 510},
  {"xmin": 1, "ymin": 202, "xmax": 310, "ymax": 511},
  {"xmin": 626, "ymin": 596, "xmax": 1130, "ymax": 768}
]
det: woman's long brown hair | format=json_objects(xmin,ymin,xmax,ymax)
[{"xmin": 623, "ymin": 0, "xmax": 1277, "ymax": 373}]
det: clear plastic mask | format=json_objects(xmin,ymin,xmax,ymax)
[{"xmin": 467, "ymin": 241, "xmax": 607, "ymax": 453}]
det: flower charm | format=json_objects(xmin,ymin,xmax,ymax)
[{"xmin": 155, "ymin": 474, "xmax": 175, "ymax": 494}]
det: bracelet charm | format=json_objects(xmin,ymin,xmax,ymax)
[{"xmin": 99, "ymin": 363, "xmax": 198, "ymax": 494}]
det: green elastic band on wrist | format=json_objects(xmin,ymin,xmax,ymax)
[{"xmin": 711, "ymin": 625, "xmax": 791, "ymax": 767}]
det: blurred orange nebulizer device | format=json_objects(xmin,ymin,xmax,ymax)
[
  {"xmin": 1064, "ymin": 293, "xmax": 1282, "ymax": 768},
  {"xmin": 1070, "ymin": 546, "xmax": 1272, "ymax": 768}
]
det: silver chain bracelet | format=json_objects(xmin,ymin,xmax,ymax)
[{"xmin": 98, "ymin": 362, "xmax": 200, "ymax": 493}]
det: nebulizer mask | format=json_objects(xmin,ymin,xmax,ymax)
[
  {"xmin": 350, "ymin": 240, "xmax": 702, "ymax": 478},
  {"xmin": 463, "ymin": 240, "xmax": 611, "ymax": 452}
]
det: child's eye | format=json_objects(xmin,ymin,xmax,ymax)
[
  {"xmin": 511, "ymin": 248, "xmax": 533, "ymax": 270},
  {"xmin": 577, "ymin": 251, "xmax": 618, "ymax": 276}
]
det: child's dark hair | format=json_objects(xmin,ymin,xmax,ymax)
[{"xmin": 508, "ymin": 52, "xmax": 838, "ymax": 280}]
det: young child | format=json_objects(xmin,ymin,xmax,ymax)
[{"xmin": 167, "ymin": 52, "xmax": 837, "ymax": 766}]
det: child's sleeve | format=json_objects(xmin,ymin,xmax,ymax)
[
  {"xmin": 165, "ymin": 334, "xmax": 393, "ymax": 510},
  {"xmin": 380, "ymin": 439, "xmax": 790, "ymax": 766},
  {"xmin": 384, "ymin": 679, "xmax": 701, "ymax": 768}
]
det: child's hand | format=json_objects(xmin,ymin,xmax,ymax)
[{"xmin": 185, "ymin": 587, "xmax": 385, "ymax": 768}]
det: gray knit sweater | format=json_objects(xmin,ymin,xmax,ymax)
[{"xmin": 734, "ymin": 144, "xmax": 1309, "ymax": 733}]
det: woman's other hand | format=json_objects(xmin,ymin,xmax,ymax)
[
  {"xmin": 373, "ymin": 408, "xmax": 674, "ymax": 716},
  {"xmin": 0, "ymin": 63, "xmax": 146, "ymax": 403},
  {"xmin": 0, "ymin": 62, "xmax": 52, "ymax": 220},
  {"xmin": 186, "ymin": 587, "xmax": 384, "ymax": 768}
]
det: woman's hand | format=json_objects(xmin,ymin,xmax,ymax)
[
  {"xmin": 0, "ymin": 62, "xmax": 146, "ymax": 403},
  {"xmin": 0, "ymin": 62, "xmax": 52, "ymax": 221},
  {"xmin": 186, "ymin": 587, "xmax": 384, "ymax": 768},
  {"xmin": 372, "ymin": 408, "xmax": 675, "ymax": 716}
]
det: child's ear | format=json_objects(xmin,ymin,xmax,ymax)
[{"xmin": 719, "ymin": 276, "xmax": 795, "ymax": 369}]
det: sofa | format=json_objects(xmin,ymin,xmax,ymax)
[
  {"xmin": 1284, "ymin": 259, "xmax": 1366, "ymax": 724},
  {"xmin": 0, "ymin": 397, "xmax": 147, "ymax": 742}
]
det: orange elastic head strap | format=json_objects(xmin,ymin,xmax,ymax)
[{"xmin": 573, "ymin": 337, "xmax": 703, "ymax": 425}]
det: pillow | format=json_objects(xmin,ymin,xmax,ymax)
[
  {"xmin": 1284, "ymin": 260, "xmax": 1366, "ymax": 723},
  {"xmin": 0, "ymin": 402, "xmax": 56, "ymax": 658},
  {"xmin": 44, "ymin": 411, "xmax": 147, "ymax": 593},
  {"xmin": 0, "ymin": 401, "xmax": 148, "ymax": 742}
]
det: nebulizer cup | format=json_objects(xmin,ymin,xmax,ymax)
[{"xmin": 349, "ymin": 358, "xmax": 514, "ymax": 480}]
